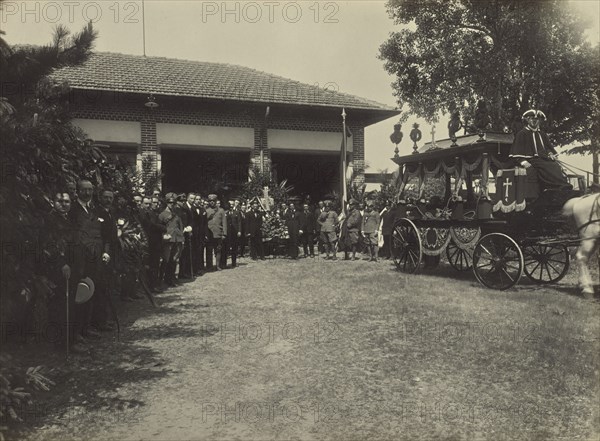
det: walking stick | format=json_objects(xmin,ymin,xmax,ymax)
[
  {"xmin": 65, "ymin": 272, "xmax": 70, "ymax": 359},
  {"xmin": 189, "ymin": 232, "xmax": 194, "ymax": 278},
  {"xmin": 139, "ymin": 265, "xmax": 157, "ymax": 307},
  {"xmin": 104, "ymin": 262, "xmax": 121, "ymax": 341}
]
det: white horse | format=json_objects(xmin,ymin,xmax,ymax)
[{"xmin": 563, "ymin": 193, "xmax": 600, "ymax": 298}]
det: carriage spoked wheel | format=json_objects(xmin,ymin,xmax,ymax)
[
  {"xmin": 472, "ymin": 233, "xmax": 524, "ymax": 290},
  {"xmin": 446, "ymin": 239, "xmax": 473, "ymax": 272},
  {"xmin": 522, "ymin": 244, "xmax": 570, "ymax": 284},
  {"xmin": 392, "ymin": 218, "xmax": 422, "ymax": 274}
]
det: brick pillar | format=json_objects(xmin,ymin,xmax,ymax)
[
  {"xmin": 141, "ymin": 113, "xmax": 158, "ymax": 181},
  {"xmin": 350, "ymin": 126, "xmax": 365, "ymax": 185}
]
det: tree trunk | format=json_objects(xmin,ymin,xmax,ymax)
[
  {"xmin": 593, "ymin": 141, "xmax": 599, "ymax": 185},
  {"xmin": 492, "ymin": 80, "xmax": 504, "ymax": 131}
]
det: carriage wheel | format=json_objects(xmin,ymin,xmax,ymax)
[
  {"xmin": 522, "ymin": 244, "xmax": 570, "ymax": 284},
  {"xmin": 392, "ymin": 218, "xmax": 422, "ymax": 274},
  {"xmin": 446, "ymin": 239, "xmax": 473, "ymax": 271},
  {"xmin": 472, "ymin": 233, "xmax": 524, "ymax": 290}
]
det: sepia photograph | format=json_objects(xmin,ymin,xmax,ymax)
[{"xmin": 0, "ymin": 0, "xmax": 599, "ymax": 439}]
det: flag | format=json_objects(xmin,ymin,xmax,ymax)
[{"xmin": 340, "ymin": 108, "xmax": 353, "ymax": 215}]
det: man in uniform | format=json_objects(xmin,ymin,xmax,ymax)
[
  {"xmin": 205, "ymin": 194, "xmax": 227, "ymax": 271},
  {"xmin": 509, "ymin": 109, "xmax": 572, "ymax": 190},
  {"xmin": 158, "ymin": 193, "xmax": 184, "ymax": 287},
  {"xmin": 318, "ymin": 200, "xmax": 338, "ymax": 260},
  {"xmin": 314, "ymin": 201, "xmax": 325, "ymax": 255},
  {"xmin": 343, "ymin": 199, "xmax": 362, "ymax": 261},
  {"xmin": 362, "ymin": 201, "xmax": 380, "ymax": 262}
]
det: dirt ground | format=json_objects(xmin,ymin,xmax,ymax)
[{"xmin": 5, "ymin": 254, "xmax": 600, "ymax": 441}]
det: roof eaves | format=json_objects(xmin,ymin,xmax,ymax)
[{"xmin": 64, "ymin": 84, "xmax": 398, "ymax": 112}]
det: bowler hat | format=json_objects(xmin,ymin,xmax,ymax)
[
  {"xmin": 75, "ymin": 277, "xmax": 95, "ymax": 304},
  {"xmin": 522, "ymin": 109, "xmax": 546, "ymax": 120}
]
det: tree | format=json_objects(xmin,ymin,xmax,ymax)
[
  {"xmin": 561, "ymin": 46, "xmax": 600, "ymax": 184},
  {"xmin": 0, "ymin": 20, "xmax": 105, "ymax": 328},
  {"xmin": 379, "ymin": 0, "xmax": 600, "ymax": 173}
]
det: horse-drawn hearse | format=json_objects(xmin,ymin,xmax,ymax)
[{"xmin": 390, "ymin": 131, "xmax": 592, "ymax": 291}]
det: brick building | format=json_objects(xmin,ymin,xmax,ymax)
[{"xmin": 52, "ymin": 52, "xmax": 399, "ymax": 200}]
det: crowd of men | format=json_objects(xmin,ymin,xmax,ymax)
[{"xmin": 45, "ymin": 180, "xmax": 397, "ymax": 354}]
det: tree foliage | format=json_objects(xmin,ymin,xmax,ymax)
[
  {"xmin": 0, "ymin": 21, "xmax": 154, "ymax": 329},
  {"xmin": 1, "ymin": 21, "xmax": 97, "ymax": 110},
  {"xmin": 379, "ymin": 0, "xmax": 600, "ymax": 149}
]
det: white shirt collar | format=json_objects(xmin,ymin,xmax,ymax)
[{"xmin": 78, "ymin": 199, "xmax": 90, "ymax": 212}]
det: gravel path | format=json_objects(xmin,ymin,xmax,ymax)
[{"xmin": 17, "ymin": 256, "xmax": 600, "ymax": 441}]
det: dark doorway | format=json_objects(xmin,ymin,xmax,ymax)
[
  {"xmin": 161, "ymin": 148, "xmax": 250, "ymax": 196},
  {"xmin": 270, "ymin": 151, "xmax": 340, "ymax": 202}
]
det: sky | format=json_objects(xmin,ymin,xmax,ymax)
[{"xmin": 1, "ymin": 0, "xmax": 598, "ymax": 176}]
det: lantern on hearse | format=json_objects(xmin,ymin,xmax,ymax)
[
  {"xmin": 409, "ymin": 123, "xmax": 422, "ymax": 154},
  {"xmin": 390, "ymin": 122, "xmax": 403, "ymax": 158}
]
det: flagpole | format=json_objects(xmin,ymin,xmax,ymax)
[{"xmin": 341, "ymin": 108, "xmax": 348, "ymax": 215}]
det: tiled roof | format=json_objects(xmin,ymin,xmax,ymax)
[{"xmin": 51, "ymin": 52, "xmax": 396, "ymax": 112}]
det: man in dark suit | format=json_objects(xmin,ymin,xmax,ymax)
[
  {"xmin": 192, "ymin": 194, "xmax": 207, "ymax": 276},
  {"xmin": 45, "ymin": 191, "xmax": 86, "ymax": 352},
  {"xmin": 284, "ymin": 202, "xmax": 301, "ymax": 259},
  {"xmin": 298, "ymin": 202, "xmax": 315, "ymax": 258},
  {"xmin": 140, "ymin": 196, "xmax": 166, "ymax": 292},
  {"xmin": 245, "ymin": 200, "xmax": 265, "ymax": 260},
  {"xmin": 178, "ymin": 193, "xmax": 195, "ymax": 280},
  {"xmin": 239, "ymin": 202, "xmax": 247, "ymax": 257},
  {"xmin": 96, "ymin": 188, "xmax": 125, "ymax": 321},
  {"xmin": 219, "ymin": 203, "xmax": 230, "ymax": 269},
  {"xmin": 227, "ymin": 199, "xmax": 243, "ymax": 268},
  {"xmin": 380, "ymin": 203, "xmax": 395, "ymax": 259},
  {"xmin": 68, "ymin": 180, "xmax": 109, "ymax": 341}
]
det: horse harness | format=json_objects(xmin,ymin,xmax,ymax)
[{"xmin": 576, "ymin": 193, "xmax": 600, "ymax": 233}]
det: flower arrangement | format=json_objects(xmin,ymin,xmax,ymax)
[
  {"xmin": 116, "ymin": 216, "xmax": 148, "ymax": 274},
  {"xmin": 261, "ymin": 212, "xmax": 289, "ymax": 241}
]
